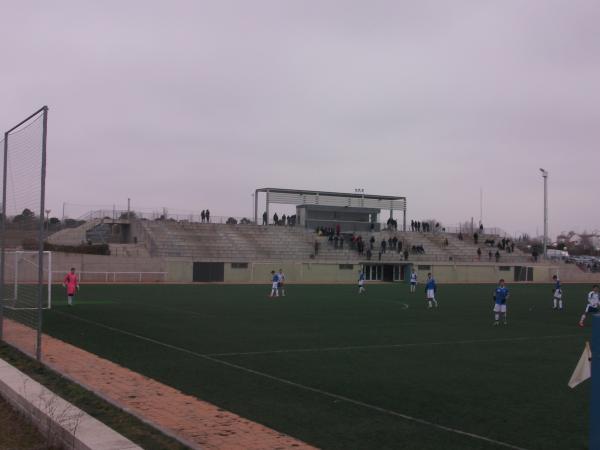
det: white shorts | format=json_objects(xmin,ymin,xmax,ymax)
[
  {"xmin": 493, "ymin": 304, "xmax": 507, "ymax": 313},
  {"xmin": 359, "ymin": 281, "xmax": 365, "ymax": 287},
  {"xmin": 272, "ymin": 282, "xmax": 279, "ymax": 289},
  {"xmin": 553, "ymin": 289, "xmax": 562, "ymax": 299},
  {"xmin": 426, "ymin": 289, "xmax": 435, "ymax": 299}
]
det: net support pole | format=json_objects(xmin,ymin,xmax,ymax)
[
  {"xmin": 0, "ymin": 132, "xmax": 8, "ymax": 340},
  {"xmin": 48, "ymin": 251, "xmax": 52, "ymax": 309},
  {"xmin": 591, "ymin": 314, "xmax": 600, "ymax": 449},
  {"xmin": 35, "ymin": 107, "xmax": 48, "ymax": 361}
]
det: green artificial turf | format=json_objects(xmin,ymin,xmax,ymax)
[{"xmin": 40, "ymin": 282, "xmax": 595, "ymax": 450}]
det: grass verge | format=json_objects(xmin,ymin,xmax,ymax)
[{"xmin": 0, "ymin": 342, "xmax": 190, "ymax": 450}]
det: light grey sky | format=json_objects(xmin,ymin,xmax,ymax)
[{"xmin": 1, "ymin": 1, "xmax": 599, "ymax": 237}]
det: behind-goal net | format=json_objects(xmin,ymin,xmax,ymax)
[
  {"xmin": 0, "ymin": 106, "xmax": 49, "ymax": 360},
  {"xmin": 2, "ymin": 251, "xmax": 52, "ymax": 310}
]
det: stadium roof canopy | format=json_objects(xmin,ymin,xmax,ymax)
[{"xmin": 254, "ymin": 187, "xmax": 407, "ymax": 227}]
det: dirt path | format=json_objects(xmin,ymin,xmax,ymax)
[{"xmin": 2, "ymin": 320, "xmax": 316, "ymax": 450}]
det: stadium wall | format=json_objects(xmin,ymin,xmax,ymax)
[
  {"xmin": 44, "ymin": 252, "xmax": 597, "ymax": 284},
  {"xmin": 165, "ymin": 260, "xmax": 570, "ymax": 284}
]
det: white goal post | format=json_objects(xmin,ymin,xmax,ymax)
[{"xmin": 3, "ymin": 251, "xmax": 52, "ymax": 310}]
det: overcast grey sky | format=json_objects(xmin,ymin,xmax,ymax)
[{"xmin": 1, "ymin": 0, "xmax": 599, "ymax": 237}]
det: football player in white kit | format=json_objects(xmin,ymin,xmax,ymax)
[
  {"xmin": 269, "ymin": 270, "xmax": 280, "ymax": 298},
  {"xmin": 358, "ymin": 270, "xmax": 366, "ymax": 294},
  {"xmin": 409, "ymin": 271, "xmax": 417, "ymax": 293},
  {"xmin": 552, "ymin": 275, "xmax": 563, "ymax": 310},
  {"xmin": 278, "ymin": 269, "xmax": 286, "ymax": 297},
  {"xmin": 579, "ymin": 285, "xmax": 599, "ymax": 327}
]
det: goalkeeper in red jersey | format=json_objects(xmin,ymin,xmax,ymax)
[{"xmin": 63, "ymin": 267, "xmax": 79, "ymax": 306}]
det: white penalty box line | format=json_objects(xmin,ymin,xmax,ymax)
[{"xmin": 54, "ymin": 310, "xmax": 541, "ymax": 450}]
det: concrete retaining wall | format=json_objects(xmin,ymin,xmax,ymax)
[
  {"xmin": 14, "ymin": 251, "xmax": 596, "ymax": 284},
  {"xmin": 0, "ymin": 358, "xmax": 141, "ymax": 450}
]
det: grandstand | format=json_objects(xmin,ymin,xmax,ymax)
[{"xmin": 42, "ymin": 187, "xmax": 573, "ymax": 284}]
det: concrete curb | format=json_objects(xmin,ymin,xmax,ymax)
[{"xmin": 0, "ymin": 357, "xmax": 142, "ymax": 450}]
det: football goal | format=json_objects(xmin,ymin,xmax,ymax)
[{"xmin": 2, "ymin": 250, "xmax": 52, "ymax": 310}]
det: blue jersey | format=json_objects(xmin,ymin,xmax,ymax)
[
  {"xmin": 554, "ymin": 279, "xmax": 561, "ymax": 290},
  {"xmin": 272, "ymin": 274, "xmax": 279, "ymax": 283},
  {"xmin": 358, "ymin": 272, "xmax": 365, "ymax": 282},
  {"xmin": 494, "ymin": 286, "xmax": 509, "ymax": 304},
  {"xmin": 425, "ymin": 278, "xmax": 436, "ymax": 292}
]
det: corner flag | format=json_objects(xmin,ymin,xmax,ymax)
[{"xmin": 568, "ymin": 341, "xmax": 591, "ymax": 388}]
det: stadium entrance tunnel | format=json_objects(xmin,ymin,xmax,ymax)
[
  {"xmin": 383, "ymin": 265, "xmax": 394, "ymax": 282},
  {"xmin": 363, "ymin": 264, "xmax": 405, "ymax": 282},
  {"xmin": 193, "ymin": 262, "xmax": 225, "ymax": 282}
]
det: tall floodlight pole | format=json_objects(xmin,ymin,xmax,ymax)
[{"xmin": 540, "ymin": 168, "xmax": 548, "ymax": 259}]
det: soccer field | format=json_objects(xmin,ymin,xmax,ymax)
[{"xmin": 42, "ymin": 283, "xmax": 592, "ymax": 450}]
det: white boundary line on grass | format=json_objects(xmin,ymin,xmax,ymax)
[
  {"xmin": 207, "ymin": 333, "xmax": 581, "ymax": 357},
  {"xmin": 54, "ymin": 310, "xmax": 534, "ymax": 450}
]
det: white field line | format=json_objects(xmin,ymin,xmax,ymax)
[
  {"xmin": 54, "ymin": 310, "xmax": 538, "ymax": 450},
  {"xmin": 207, "ymin": 333, "xmax": 581, "ymax": 357}
]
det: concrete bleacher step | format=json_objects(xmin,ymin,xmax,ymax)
[{"xmin": 139, "ymin": 221, "xmax": 532, "ymax": 263}]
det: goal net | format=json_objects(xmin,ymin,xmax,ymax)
[{"xmin": 2, "ymin": 251, "xmax": 52, "ymax": 310}]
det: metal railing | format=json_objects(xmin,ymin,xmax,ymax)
[
  {"xmin": 51, "ymin": 270, "xmax": 167, "ymax": 283},
  {"xmin": 79, "ymin": 209, "xmax": 255, "ymax": 225}
]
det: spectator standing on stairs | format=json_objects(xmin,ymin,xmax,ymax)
[
  {"xmin": 273, "ymin": 213, "xmax": 279, "ymax": 225},
  {"xmin": 262, "ymin": 211, "xmax": 268, "ymax": 225},
  {"xmin": 205, "ymin": 209, "xmax": 210, "ymax": 223},
  {"xmin": 201, "ymin": 210, "xmax": 206, "ymax": 223},
  {"xmin": 477, "ymin": 247, "xmax": 482, "ymax": 261}
]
